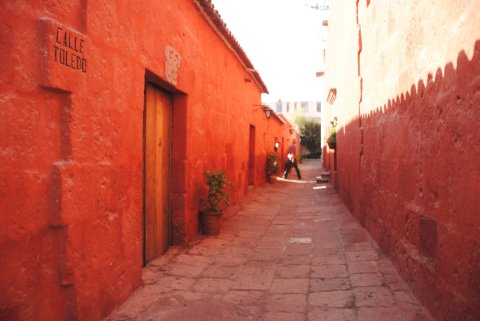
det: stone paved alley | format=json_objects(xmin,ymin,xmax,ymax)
[{"xmin": 106, "ymin": 159, "xmax": 433, "ymax": 321}]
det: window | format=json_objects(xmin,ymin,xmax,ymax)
[
  {"xmin": 276, "ymin": 102, "xmax": 282, "ymax": 113},
  {"xmin": 301, "ymin": 101, "xmax": 308, "ymax": 112},
  {"xmin": 316, "ymin": 102, "xmax": 321, "ymax": 113},
  {"xmin": 286, "ymin": 102, "xmax": 290, "ymax": 112}
]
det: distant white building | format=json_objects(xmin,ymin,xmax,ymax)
[{"xmin": 266, "ymin": 100, "xmax": 322, "ymax": 124}]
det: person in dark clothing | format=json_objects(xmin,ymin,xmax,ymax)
[{"xmin": 283, "ymin": 139, "xmax": 301, "ymax": 179}]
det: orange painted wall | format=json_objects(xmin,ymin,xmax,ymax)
[
  {"xmin": 0, "ymin": 1, "xmax": 295, "ymax": 320},
  {"xmin": 323, "ymin": 1, "xmax": 480, "ymax": 320}
]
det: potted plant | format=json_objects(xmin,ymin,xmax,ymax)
[
  {"xmin": 199, "ymin": 170, "xmax": 232, "ymax": 235},
  {"xmin": 266, "ymin": 151, "xmax": 280, "ymax": 183},
  {"xmin": 327, "ymin": 127, "xmax": 336, "ymax": 150}
]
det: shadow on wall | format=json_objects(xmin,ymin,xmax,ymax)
[{"xmin": 337, "ymin": 39, "xmax": 480, "ymax": 321}]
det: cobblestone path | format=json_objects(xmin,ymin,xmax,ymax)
[{"xmin": 106, "ymin": 159, "xmax": 433, "ymax": 321}]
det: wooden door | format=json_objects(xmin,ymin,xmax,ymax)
[
  {"xmin": 248, "ymin": 125, "xmax": 255, "ymax": 185},
  {"xmin": 144, "ymin": 83, "xmax": 172, "ymax": 264}
]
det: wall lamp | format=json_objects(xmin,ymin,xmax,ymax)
[
  {"xmin": 254, "ymin": 104, "xmax": 273, "ymax": 119},
  {"xmin": 263, "ymin": 105, "xmax": 272, "ymax": 119}
]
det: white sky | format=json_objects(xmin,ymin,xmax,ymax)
[{"xmin": 210, "ymin": 0, "xmax": 329, "ymax": 103}]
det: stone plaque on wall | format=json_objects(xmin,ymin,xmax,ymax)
[
  {"xmin": 165, "ymin": 46, "xmax": 181, "ymax": 85},
  {"xmin": 39, "ymin": 18, "xmax": 87, "ymax": 92}
]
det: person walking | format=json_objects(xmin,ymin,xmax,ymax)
[{"xmin": 283, "ymin": 139, "xmax": 301, "ymax": 179}]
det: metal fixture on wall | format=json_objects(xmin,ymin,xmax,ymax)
[
  {"xmin": 253, "ymin": 104, "xmax": 273, "ymax": 119},
  {"xmin": 263, "ymin": 105, "xmax": 272, "ymax": 119}
]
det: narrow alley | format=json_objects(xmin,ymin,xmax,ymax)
[
  {"xmin": 106, "ymin": 160, "xmax": 432, "ymax": 321},
  {"xmin": 2, "ymin": 1, "xmax": 478, "ymax": 320}
]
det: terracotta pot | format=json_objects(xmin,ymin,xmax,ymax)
[
  {"xmin": 268, "ymin": 175, "xmax": 277, "ymax": 183},
  {"xmin": 200, "ymin": 211, "xmax": 223, "ymax": 235}
]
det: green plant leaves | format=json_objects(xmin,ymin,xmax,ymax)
[{"xmin": 201, "ymin": 170, "xmax": 232, "ymax": 213}]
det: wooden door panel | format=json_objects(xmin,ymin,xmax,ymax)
[{"xmin": 144, "ymin": 83, "xmax": 171, "ymax": 264}]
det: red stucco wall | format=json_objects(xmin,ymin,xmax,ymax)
[
  {"xmin": 323, "ymin": 1, "xmax": 480, "ymax": 320},
  {"xmin": 0, "ymin": 1, "xmax": 295, "ymax": 320}
]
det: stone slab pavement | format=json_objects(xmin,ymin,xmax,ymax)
[{"xmin": 106, "ymin": 159, "xmax": 434, "ymax": 321}]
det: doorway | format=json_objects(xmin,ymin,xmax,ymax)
[
  {"xmin": 248, "ymin": 125, "xmax": 256, "ymax": 185},
  {"xmin": 143, "ymin": 82, "xmax": 172, "ymax": 265},
  {"xmin": 281, "ymin": 137, "xmax": 285, "ymax": 173}
]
